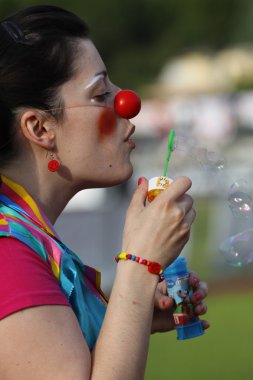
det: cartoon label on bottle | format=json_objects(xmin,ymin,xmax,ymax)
[
  {"xmin": 166, "ymin": 275, "xmax": 195, "ymax": 327},
  {"xmin": 148, "ymin": 176, "xmax": 171, "ymax": 191},
  {"xmin": 148, "ymin": 176, "xmax": 173, "ymax": 202}
]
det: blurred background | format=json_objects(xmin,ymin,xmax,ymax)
[{"xmin": 2, "ymin": 0, "xmax": 253, "ymax": 378}]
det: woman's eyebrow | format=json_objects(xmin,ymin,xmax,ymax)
[{"xmin": 85, "ymin": 70, "xmax": 108, "ymax": 89}]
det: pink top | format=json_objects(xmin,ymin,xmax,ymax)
[{"xmin": 0, "ymin": 237, "xmax": 70, "ymax": 319}]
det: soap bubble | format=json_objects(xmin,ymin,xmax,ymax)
[
  {"xmin": 220, "ymin": 229, "xmax": 253, "ymax": 267},
  {"xmin": 195, "ymin": 148, "xmax": 225, "ymax": 171},
  {"xmin": 171, "ymin": 133, "xmax": 253, "ymax": 268},
  {"xmin": 172, "ymin": 135, "xmax": 225, "ymax": 171},
  {"xmin": 228, "ymin": 179, "xmax": 253, "ymax": 219},
  {"xmin": 172, "ymin": 135, "xmax": 198, "ymax": 157},
  {"xmin": 229, "ymin": 178, "xmax": 250, "ymax": 194}
]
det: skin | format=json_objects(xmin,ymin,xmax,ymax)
[{"xmin": 0, "ymin": 38, "xmax": 208, "ymax": 380}]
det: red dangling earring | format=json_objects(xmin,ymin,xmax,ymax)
[{"xmin": 48, "ymin": 152, "xmax": 60, "ymax": 172}]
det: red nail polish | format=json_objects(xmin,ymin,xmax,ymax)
[
  {"xmin": 192, "ymin": 277, "xmax": 199, "ymax": 287},
  {"xmin": 204, "ymin": 322, "xmax": 210, "ymax": 329},
  {"xmin": 138, "ymin": 177, "xmax": 143, "ymax": 186},
  {"xmin": 194, "ymin": 293, "xmax": 203, "ymax": 302}
]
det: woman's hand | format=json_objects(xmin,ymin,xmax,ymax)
[
  {"xmin": 151, "ymin": 273, "xmax": 209, "ymax": 334},
  {"xmin": 122, "ymin": 176, "xmax": 196, "ymax": 268}
]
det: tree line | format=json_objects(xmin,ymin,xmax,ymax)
[{"xmin": 1, "ymin": 0, "xmax": 253, "ymax": 93}]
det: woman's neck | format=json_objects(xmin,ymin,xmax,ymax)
[{"xmin": 0, "ymin": 166, "xmax": 75, "ymax": 225}]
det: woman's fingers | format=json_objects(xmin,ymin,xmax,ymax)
[
  {"xmin": 183, "ymin": 207, "xmax": 196, "ymax": 227},
  {"xmin": 177, "ymin": 194, "xmax": 194, "ymax": 215},
  {"xmin": 161, "ymin": 176, "xmax": 192, "ymax": 202},
  {"xmin": 201, "ymin": 320, "xmax": 210, "ymax": 330},
  {"xmin": 127, "ymin": 177, "xmax": 148, "ymax": 211},
  {"xmin": 191, "ymin": 280, "xmax": 209, "ymax": 304},
  {"xmin": 154, "ymin": 282, "xmax": 174, "ymax": 310},
  {"xmin": 194, "ymin": 302, "xmax": 208, "ymax": 315}
]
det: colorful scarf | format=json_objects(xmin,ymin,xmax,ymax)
[{"xmin": 0, "ymin": 176, "xmax": 107, "ymax": 350}]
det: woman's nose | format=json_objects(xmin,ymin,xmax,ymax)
[{"xmin": 114, "ymin": 89, "xmax": 141, "ymax": 119}]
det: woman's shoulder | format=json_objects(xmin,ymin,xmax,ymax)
[{"xmin": 0, "ymin": 236, "xmax": 70, "ymax": 320}]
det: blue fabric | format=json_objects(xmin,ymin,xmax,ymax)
[{"xmin": 0, "ymin": 199, "xmax": 107, "ymax": 350}]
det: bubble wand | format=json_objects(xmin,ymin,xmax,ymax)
[
  {"xmin": 163, "ymin": 129, "xmax": 175, "ymax": 177},
  {"xmin": 162, "ymin": 129, "xmax": 204, "ymax": 340}
]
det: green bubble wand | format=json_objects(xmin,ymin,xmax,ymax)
[{"xmin": 163, "ymin": 129, "xmax": 175, "ymax": 177}]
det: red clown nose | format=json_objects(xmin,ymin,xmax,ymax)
[{"xmin": 114, "ymin": 89, "xmax": 141, "ymax": 119}]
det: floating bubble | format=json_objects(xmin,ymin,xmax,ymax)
[
  {"xmin": 172, "ymin": 136, "xmax": 225, "ymax": 172},
  {"xmin": 171, "ymin": 134, "xmax": 253, "ymax": 269},
  {"xmin": 220, "ymin": 229, "xmax": 253, "ymax": 267},
  {"xmin": 172, "ymin": 135, "xmax": 198, "ymax": 157},
  {"xmin": 228, "ymin": 179, "xmax": 253, "ymax": 219},
  {"xmin": 228, "ymin": 193, "xmax": 252, "ymax": 218},
  {"xmin": 195, "ymin": 148, "xmax": 225, "ymax": 171},
  {"xmin": 229, "ymin": 178, "xmax": 250, "ymax": 194}
]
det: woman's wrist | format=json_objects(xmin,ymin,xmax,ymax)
[
  {"xmin": 115, "ymin": 251, "xmax": 164, "ymax": 282},
  {"xmin": 116, "ymin": 258, "xmax": 159, "ymax": 293}
]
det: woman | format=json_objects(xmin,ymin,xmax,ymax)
[{"xmin": 0, "ymin": 5, "xmax": 208, "ymax": 379}]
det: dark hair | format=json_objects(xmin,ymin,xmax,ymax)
[{"xmin": 0, "ymin": 5, "xmax": 89, "ymax": 165}]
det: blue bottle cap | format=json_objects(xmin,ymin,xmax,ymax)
[
  {"xmin": 176, "ymin": 320, "xmax": 204, "ymax": 340},
  {"xmin": 163, "ymin": 257, "xmax": 188, "ymax": 276}
]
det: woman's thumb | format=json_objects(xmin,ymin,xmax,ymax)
[{"xmin": 129, "ymin": 177, "xmax": 148, "ymax": 210}]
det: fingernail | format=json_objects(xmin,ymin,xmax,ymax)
[
  {"xmin": 194, "ymin": 292, "xmax": 203, "ymax": 302},
  {"xmin": 138, "ymin": 177, "xmax": 143, "ymax": 186},
  {"xmin": 199, "ymin": 304, "xmax": 206, "ymax": 314},
  {"xmin": 191, "ymin": 277, "xmax": 199, "ymax": 287},
  {"xmin": 203, "ymin": 321, "xmax": 210, "ymax": 329}
]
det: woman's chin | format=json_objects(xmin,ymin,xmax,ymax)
[
  {"xmin": 98, "ymin": 163, "xmax": 133, "ymax": 188},
  {"xmin": 104, "ymin": 165, "xmax": 133, "ymax": 187},
  {"xmin": 77, "ymin": 164, "xmax": 134, "ymax": 189}
]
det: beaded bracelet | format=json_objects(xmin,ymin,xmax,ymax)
[{"xmin": 115, "ymin": 252, "xmax": 164, "ymax": 282}]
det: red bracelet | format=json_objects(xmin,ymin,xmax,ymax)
[{"xmin": 115, "ymin": 252, "xmax": 164, "ymax": 281}]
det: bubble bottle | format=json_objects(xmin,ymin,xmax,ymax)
[
  {"xmin": 148, "ymin": 176, "xmax": 173, "ymax": 202},
  {"xmin": 163, "ymin": 257, "xmax": 204, "ymax": 340},
  {"xmin": 148, "ymin": 129, "xmax": 204, "ymax": 340}
]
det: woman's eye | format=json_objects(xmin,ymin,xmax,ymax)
[{"xmin": 93, "ymin": 91, "xmax": 111, "ymax": 103}]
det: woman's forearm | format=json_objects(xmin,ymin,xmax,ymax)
[{"xmin": 91, "ymin": 260, "xmax": 158, "ymax": 380}]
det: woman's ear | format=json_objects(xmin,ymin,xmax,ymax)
[{"xmin": 19, "ymin": 110, "xmax": 56, "ymax": 149}]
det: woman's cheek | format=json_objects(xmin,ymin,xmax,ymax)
[{"xmin": 98, "ymin": 107, "xmax": 117, "ymax": 139}]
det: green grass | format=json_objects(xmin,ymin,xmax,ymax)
[{"xmin": 145, "ymin": 291, "xmax": 253, "ymax": 380}]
